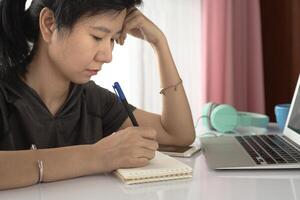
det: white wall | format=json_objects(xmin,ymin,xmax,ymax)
[{"xmin": 93, "ymin": 0, "xmax": 203, "ymax": 124}]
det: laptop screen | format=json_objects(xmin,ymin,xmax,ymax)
[{"xmin": 288, "ymin": 85, "xmax": 300, "ymax": 135}]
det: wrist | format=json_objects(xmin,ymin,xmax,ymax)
[
  {"xmin": 90, "ymin": 140, "xmax": 116, "ymax": 173},
  {"xmin": 86, "ymin": 144, "xmax": 107, "ymax": 174}
]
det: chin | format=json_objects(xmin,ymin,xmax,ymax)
[{"xmin": 71, "ymin": 77, "xmax": 92, "ymax": 85}]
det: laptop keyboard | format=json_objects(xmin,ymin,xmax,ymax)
[{"xmin": 236, "ymin": 135, "xmax": 300, "ymax": 165}]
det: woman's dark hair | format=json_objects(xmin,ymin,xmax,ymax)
[{"xmin": 0, "ymin": 0, "xmax": 142, "ymax": 78}]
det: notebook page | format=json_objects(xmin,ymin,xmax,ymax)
[{"xmin": 115, "ymin": 151, "xmax": 192, "ymax": 180}]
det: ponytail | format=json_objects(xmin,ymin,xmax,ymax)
[{"xmin": 0, "ymin": 0, "xmax": 31, "ymax": 77}]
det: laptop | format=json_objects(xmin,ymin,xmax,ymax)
[{"xmin": 201, "ymin": 76, "xmax": 300, "ymax": 169}]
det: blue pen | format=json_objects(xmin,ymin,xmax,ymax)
[{"xmin": 113, "ymin": 82, "xmax": 139, "ymax": 126}]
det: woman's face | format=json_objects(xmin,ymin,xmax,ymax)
[{"xmin": 47, "ymin": 10, "xmax": 127, "ymax": 84}]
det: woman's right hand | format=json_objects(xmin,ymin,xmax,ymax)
[{"xmin": 92, "ymin": 127, "xmax": 159, "ymax": 172}]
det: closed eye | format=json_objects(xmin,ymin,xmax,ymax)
[
  {"xmin": 92, "ymin": 35, "xmax": 117, "ymax": 43},
  {"xmin": 92, "ymin": 35, "xmax": 103, "ymax": 42}
]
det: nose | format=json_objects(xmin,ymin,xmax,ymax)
[{"xmin": 94, "ymin": 41, "xmax": 113, "ymax": 63}]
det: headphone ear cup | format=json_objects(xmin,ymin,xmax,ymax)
[
  {"xmin": 210, "ymin": 104, "xmax": 239, "ymax": 132},
  {"xmin": 202, "ymin": 102, "xmax": 215, "ymax": 130},
  {"xmin": 202, "ymin": 102, "xmax": 212, "ymax": 129}
]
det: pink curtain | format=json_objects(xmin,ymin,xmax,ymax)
[{"xmin": 201, "ymin": 0, "xmax": 265, "ymax": 113}]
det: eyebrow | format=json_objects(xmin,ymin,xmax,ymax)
[{"xmin": 90, "ymin": 26, "xmax": 122, "ymax": 35}]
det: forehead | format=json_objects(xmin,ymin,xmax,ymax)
[{"xmin": 77, "ymin": 10, "xmax": 127, "ymax": 31}]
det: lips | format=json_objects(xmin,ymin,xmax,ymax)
[{"xmin": 86, "ymin": 69, "xmax": 99, "ymax": 76}]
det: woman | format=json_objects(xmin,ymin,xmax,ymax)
[{"xmin": 0, "ymin": 0, "xmax": 195, "ymax": 190}]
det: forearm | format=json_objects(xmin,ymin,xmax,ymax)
[
  {"xmin": 152, "ymin": 36, "xmax": 195, "ymax": 145},
  {"xmin": 0, "ymin": 144, "xmax": 101, "ymax": 190}
]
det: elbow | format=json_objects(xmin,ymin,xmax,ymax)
[
  {"xmin": 173, "ymin": 130, "xmax": 196, "ymax": 146},
  {"xmin": 183, "ymin": 131, "xmax": 196, "ymax": 146}
]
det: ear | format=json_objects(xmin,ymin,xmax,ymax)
[{"xmin": 39, "ymin": 8, "xmax": 56, "ymax": 43}]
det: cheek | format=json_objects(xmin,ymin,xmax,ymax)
[
  {"xmin": 64, "ymin": 39, "xmax": 95, "ymax": 64},
  {"xmin": 49, "ymin": 34, "xmax": 96, "ymax": 69}
]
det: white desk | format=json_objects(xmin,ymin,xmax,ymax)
[{"xmin": 1, "ymin": 124, "xmax": 300, "ymax": 200}]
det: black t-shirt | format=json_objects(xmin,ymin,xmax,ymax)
[{"xmin": 0, "ymin": 77, "xmax": 135, "ymax": 150}]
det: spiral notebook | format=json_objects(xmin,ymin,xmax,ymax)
[{"xmin": 114, "ymin": 151, "xmax": 193, "ymax": 184}]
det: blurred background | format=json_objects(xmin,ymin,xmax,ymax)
[{"xmin": 25, "ymin": 0, "xmax": 300, "ymax": 124}]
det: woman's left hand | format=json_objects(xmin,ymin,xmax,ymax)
[{"xmin": 118, "ymin": 8, "xmax": 165, "ymax": 46}]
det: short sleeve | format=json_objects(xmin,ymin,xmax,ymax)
[{"xmin": 83, "ymin": 81, "xmax": 136, "ymax": 137}]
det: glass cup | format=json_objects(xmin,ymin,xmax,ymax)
[{"xmin": 274, "ymin": 104, "xmax": 291, "ymax": 130}]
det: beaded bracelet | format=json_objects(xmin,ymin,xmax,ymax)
[
  {"xmin": 159, "ymin": 79, "xmax": 183, "ymax": 95},
  {"xmin": 31, "ymin": 144, "xmax": 44, "ymax": 184}
]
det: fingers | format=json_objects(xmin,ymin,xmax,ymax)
[
  {"xmin": 112, "ymin": 127, "xmax": 159, "ymax": 168},
  {"xmin": 118, "ymin": 7, "xmax": 162, "ymax": 45},
  {"xmin": 124, "ymin": 9, "xmax": 140, "ymax": 24},
  {"xmin": 119, "ymin": 19, "xmax": 141, "ymax": 43},
  {"xmin": 128, "ymin": 157, "xmax": 149, "ymax": 168},
  {"xmin": 126, "ymin": 7, "xmax": 139, "ymax": 17},
  {"xmin": 127, "ymin": 148, "xmax": 156, "ymax": 168},
  {"xmin": 138, "ymin": 127, "xmax": 157, "ymax": 140},
  {"xmin": 136, "ymin": 147, "xmax": 156, "ymax": 160},
  {"xmin": 118, "ymin": 8, "xmax": 144, "ymax": 44},
  {"xmin": 139, "ymin": 139, "xmax": 159, "ymax": 151},
  {"xmin": 125, "ymin": 127, "xmax": 158, "ymax": 150}
]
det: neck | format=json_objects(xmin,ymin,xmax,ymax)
[{"xmin": 23, "ymin": 47, "xmax": 71, "ymax": 116}]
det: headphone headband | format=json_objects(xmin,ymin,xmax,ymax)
[{"xmin": 238, "ymin": 112, "xmax": 269, "ymax": 128}]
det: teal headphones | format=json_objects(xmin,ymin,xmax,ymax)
[{"xmin": 202, "ymin": 102, "xmax": 269, "ymax": 133}]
